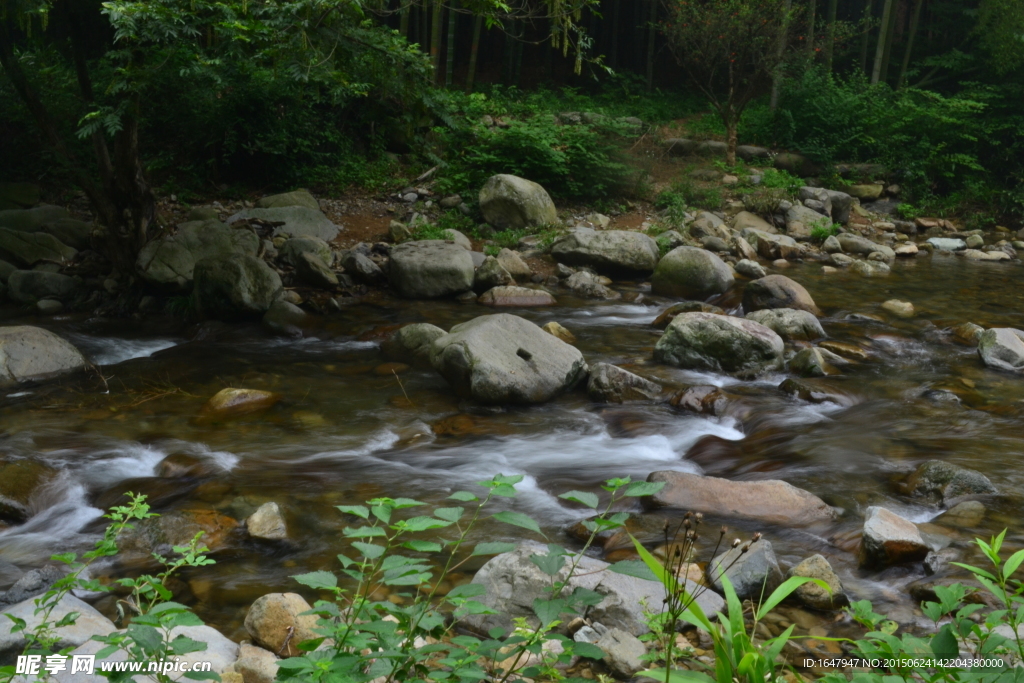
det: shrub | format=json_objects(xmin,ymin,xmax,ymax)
[
  {"xmin": 656, "ymin": 178, "xmax": 722, "ymax": 217},
  {"xmin": 809, "ymin": 217, "xmax": 839, "ymax": 242}
]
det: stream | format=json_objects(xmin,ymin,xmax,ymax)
[{"xmin": 2, "ymin": 253, "xmax": 1023, "ymax": 642}]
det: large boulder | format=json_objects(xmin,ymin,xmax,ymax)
[
  {"xmin": 341, "ymin": 250, "xmax": 386, "ymax": 286},
  {"xmin": 7, "ymin": 271, "xmax": 80, "ymax": 304},
  {"xmin": 430, "ymin": 314, "xmax": 587, "ymax": 405},
  {"xmin": 732, "ymin": 211, "xmax": 775, "ymax": 233},
  {"xmin": 653, "ymin": 312, "xmax": 784, "ymax": 378},
  {"xmin": 823, "ymin": 190, "xmax": 856, "ymax": 224},
  {"xmin": 459, "ymin": 543, "xmax": 723, "ymax": 638},
  {"xmin": 0, "ymin": 459, "xmax": 57, "ymax": 523},
  {"xmin": 859, "ymin": 506, "xmax": 929, "ymax": 569},
  {"xmin": 651, "ymin": 246, "xmax": 735, "ymax": 299},
  {"xmin": 0, "ymin": 594, "xmax": 116, "ymax": 661},
  {"xmin": 193, "ymin": 255, "xmax": 283, "ymax": 319},
  {"xmin": 0, "ymin": 260, "xmax": 15, "ymax": 284},
  {"xmin": 745, "ymin": 308, "xmax": 825, "ymax": 341},
  {"xmin": 389, "ymin": 241, "xmax": 475, "ymax": 298},
  {"xmin": 381, "ymin": 323, "xmax": 447, "ymax": 368},
  {"xmin": 709, "ymin": 540, "xmax": 783, "ymax": 599},
  {"xmin": 228, "ymin": 206, "xmax": 340, "ymax": 241},
  {"xmin": 0, "ymin": 228, "xmax": 76, "ymax": 267},
  {"xmin": 136, "ymin": 220, "xmax": 259, "ymax": 290},
  {"xmin": 643, "ymin": 471, "xmax": 837, "ymax": 526},
  {"xmin": 550, "ymin": 228, "xmax": 660, "ymax": 275},
  {"xmin": 473, "ymin": 256, "xmax": 515, "ymax": 292},
  {"xmin": 0, "ymin": 326, "xmax": 86, "ymax": 387},
  {"xmin": 786, "ymin": 204, "xmax": 827, "ymax": 240},
  {"xmin": 496, "ymin": 248, "xmax": 532, "ymax": 279},
  {"xmin": 903, "ymin": 460, "xmax": 997, "ymax": 505},
  {"xmin": 742, "ymin": 275, "xmax": 820, "ymax": 315},
  {"xmin": 587, "ymin": 363, "xmax": 662, "ymax": 403},
  {"xmin": 978, "ymin": 328, "xmax": 1024, "ymax": 372},
  {"xmin": 0, "ymin": 205, "xmax": 68, "ymax": 231},
  {"xmin": 255, "ymin": 189, "xmax": 319, "ymax": 211},
  {"xmin": 838, "ymin": 234, "xmax": 895, "ymax": 260},
  {"xmin": 740, "ymin": 228, "xmax": 800, "ymax": 261},
  {"xmin": 479, "ymin": 175, "xmax": 558, "ymax": 231},
  {"xmin": 477, "ymin": 286, "xmax": 556, "ymax": 307},
  {"xmin": 0, "ymin": 183, "xmax": 41, "ymax": 211}
]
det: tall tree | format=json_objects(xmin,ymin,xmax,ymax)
[
  {"xmin": 859, "ymin": 0, "xmax": 873, "ymax": 72},
  {"xmin": 806, "ymin": 0, "xmax": 817, "ymax": 59},
  {"xmin": 770, "ymin": 0, "xmax": 794, "ymax": 110},
  {"xmin": 897, "ymin": 0, "xmax": 925, "ymax": 87},
  {"xmin": 871, "ymin": 0, "xmax": 894, "ymax": 83},
  {"xmin": 824, "ymin": 0, "xmax": 838, "ymax": 70}
]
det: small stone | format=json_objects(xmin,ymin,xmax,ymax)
[
  {"xmin": 669, "ymin": 385, "xmax": 727, "ymax": 415},
  {"xmin": 859, "ymin": 506, "xmax": 929, "ymax": 569},
  {"xmin": 201, "ymin": 388, "xmax": 281, "ymax": 418},
  {"xmin": 934, "ymin": 500, "xmax": 986, "ymax": 528},
  {"xmin": 596, "ymin": 628, "xmax": 646, "ymax": 679},
  {"xmin": 710, "ymin": 539, "xmax": 783, "ymax": 599},
  {"xmin": 246, "ymin": 502, "xmax": 287, "ymax": 541},
  {"xmin": 966, "ymin": 234, "xmax": 984, "ymax": 249},
  {"xmin": 477, "ymin": 286, "xmax": 556, "ymax": 307},
  {"xmin": 895, "ymin": 243, "xmax": 919, "ymax": 257},
  {"xmin": 881, "ymin": 299, "xmax": 914, "ymax": 318},
  {"xmin": 542, "ymin": 321, "xmax": 576, "ymax": 344},
  {"xmin": 35, "ymin": 299, "xmax": 63, "ymax": 315},
  {"xmin": 587, "ymin": 363, "xmax": 661, "ymax": 403},
  {"xmin": 821, "ymin": 266, "xmax": 838, "ymax": 274},
  {"xmin": 735, "ymin": 259, "xmax": 767, "ymax": 279},
  {"xmin": 244, "ymin": 593, "xmax": 319, "ymax": 657},
  {"xmin": 788, "ymin": 554, "xmax": 846, "ymax": 611}
]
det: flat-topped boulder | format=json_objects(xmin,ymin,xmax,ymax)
[
  {"xmin": 654, "ymin": 312, "xmax": 784, "ymax": 378},
  {"xmin": 389, "ymin": 240, "xmax": 475, "ymax": 298},
  {"xmin": 0, "ymin": 326, "xmax": 86, "ymax": 387},
  {"xmin": 477, "ymin": 285, "xmax": 556, "ymax": 307},
  {"xmin": 0, "ymin": 204, "xmax": 68, "ymax": 231},
  {"xmin": 255, "ymin": 189, "xmax": 319, "ymax": 211},
  {"xmin": 642, "ymin": 470, "xmax": 837, "ymax": 526},
  {"xmin": 228, "ymin": 206, "xmax": 340, "ymax": 241},
  {"xmin": 550, "ymin": 228, "xmax": 660, "ymax": 275}
]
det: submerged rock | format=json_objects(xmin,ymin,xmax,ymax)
[
  {"xmin": 246, "ymin": 502, "xmax": 288, "ymax": 541},
  {"xmin": 902, "ymin": 460, "xmax": 997, "ymax": 505},
  {"xmin": 587, "ymin": 363, "xmax": 661, "ymax": 403},
  {"xmin": 0, "ymin": 459, "xmax": 57, "ymax": 523},
  {"xmin": 551, "ymin": 228, "xmax": 660, "ymax": 275},
  {"xmin": 643, "ymin": 471, "xmax": 836, "ymax": 526},
  {"xmin": 789, "ymin": 347, "xmax": 843, "ymax": 377},
  {"xmin": 202, "ymin": 388, "xmax": 281, "ymax": 418},
  {"xmin": 0, "ymin": 326, "xmax": 86, "ymax": 387},
  {"xmin": 542, "ymin": 321, "xmax": 576, "ymax": 344},
  {"xmin": 479, "ymin": 174, "xmax": 558, "ymax": 231},
  {"xmin": 654, "ymin": 312, "xmax": 784, "ymax": 378},
  {"xmin": 859, "ymin": 506, "xmax": 929, "ymax": 569},
  {"xmin": 669, "ymin": 385, "xmax": 727, "ymax": 415},
  {"xmin": 651, "ymin": 246, "xmax": 735, "ymax": 299},
  {"xmin": 430, "ymin": 314, "xmax": 587, "ymax": 405}
]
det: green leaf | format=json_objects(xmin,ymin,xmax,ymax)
[
  {"xmin": 449, "ymin": 491, "xmax": 479, "ymax": 502},
  {"xmin": 623, "ymin": 481, "xmax": 666, "ymax": 497},
  {"xmin": 607, "ymin": 560, "xmax": 659, "ymax": 582},
  {"xmin": 755, "ymin": 576, "xmax": 830, "ymax": 620},
  {"xmin": 343, "ymin": 526, "xmax": 387, "ymax": 538},
  {"xmin": 336, "ymin": 505, "xmax": 369, "ymax": 519},
  {"xmin": 293, "ymin": 570, "xmax": 338, "ymax": 590},
  {"xmin": 931, "ymin": 624, "xmax": 958, "ymax": 657},
  {"xmin": 434, "ymin": 507, "xmax": 465, "ymax": 522},
  {"xmin": 471, "ymin": 541, "xmax": 517, "ymax": 556},
  {"xmin": 492, "ymin": 510, "xmax": 544, "ymax": 537},
  {"xmin": 352, "ymin": 541, "xmax": 385, "ymax": 559},
  {"xmin": 637, "ymin": 668, "xmax": 716, "ymax": 683},
  {"xmin": 392, "ymin": 498, "xmax": 427, "ymax": 509},
  {"xmin": 126, "ymin": 623, "xmax": 163, "ymax": 654},
  {"xmin": 448, "ymin": 583, "xmax": 486, "ymax": 599},
  {"xmin": 403, "ymin": 540, "xmax": 443, "ymax": 553},
  {"xmin": 530, "ymin": 545, "xmax": 567, "ymax": 576},
  {"xmin": 1003, "ymin": 548, "xmax": 1024, "ymax": 580},
  {"xmin": 558, "ymin": 490, "xmax": 598, "ymax": 509},
  {"xmin": 572, "ymin": 642, "xmax": 605, "ymax": 659},
  {"xmin": 533, "ymin": 597, "xmax": 567, "ymax": 626},
  {"xmin": 400, "ymin": 516, "xmax": 453, "ymax": 532}
]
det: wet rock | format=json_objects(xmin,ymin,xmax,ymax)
[
  {"xmin": 262, "ymin": 300, "xmax": 307, "ymax": 337},
  {"xmin": 228, "ymin": 206, "xmax": 340, "ymax": 241},
  {"xmin": 923, "ymin": 548, "xmax": 961, "ymax": 575},
  {"xmin": 479, "ymin": 174, "xmax": 558, "ymax": 231},
  {"xmin": 903, "ymin": 460, "xmax": 997, "ymax": 505},
  {"xmin": 430, "ymin": 314, "xmax": 587, "ymax": 405},
  {"xmin": 735, "ymin": 259, "xmax": 767, "ymax": 279},
  {"xmin": 838, "ymin": 234, "xmax": 894, "ymax": 261},
  {"xmin": 118, "ymin": 509, "xmax": 239, "ymax": 558},
  {"xmin": 652, "ymin": 246, "xmax": 735, "ymax": 298},
  {"xmin": 341, "ymin": 251, "xmax": 386, "ymax": 286},
  {"xmin": 894, "ymin": 242, "xmax": 919, "ymax": 257},
  {"xmin": 596, "ymin": 628, "xmax": 646, "ymax": 678},
  {"xmin": 245, "ymin": 593, "xmax": 319, "ymax": 657},
  {"xmin": 851, "ymin": 259, "xmax": 890, "ymax": 277},
  {"xmin": 459, "ymin": 543, "xmax": 723, "ymax": 638},
  {"xmin": 0, "ymin": 326, "xmax": 86, "ymax": 388},
  {"xmin": 963, "ymin": 248, "xmax": 1011, "ymax": 261},
  {"xmin": 156, "ymin": 453, "xmax": 217, "ymax": 478},
  {"xmin": 934, "ymin": 500, "xmax": 986, "ymax": 527},
  {"xmin": 669, "ymin": 385, "xmax": 727, "ymax": 415},
  {"xmin": 789, "ymin": 347, "xmax": 844, "ymax": 377},
  {"xmin": 654, "ymin": 312, "xmax": 784, "ymax": 378},
  {"xmin": 0, "ymin": 566, "xmax": 64, "ymax": 608},
  {"xmin": 0, "ymin": 594, "xmax": 115, "ymax": 661},
  {"xmin": 389, "ymin": 241, "xmax": 475, "ymax": 299},
  {"xmin": 643, "ymin": 471, "xmax": 836, "ymax": 526},
  {"xmin": 741, "ymin": 229, "xmax": 800, "ymax": 261},
  {"xmin": 819, "ymin": 340, "xmax": 868, "ymax": 361},
  {"xmin": 474, "ymin": 256, "xmax": 515, "ymax": 291},
  {"xmin": 194, "ymin": 254, "xmax": 283, "ymax": 319},
  {"xmin": 745, "ymin": 308, "xmax": 825, "ymax": 341},
  {"xmin": 779, "ymin": 378, "xmax": 855, "ymax": 406},
  {"xmin": 246, "ymin": 502, "xmax": 288, "ymax": 541},
  {"xmin": 295, "ymin": 251, "xmax": 338, "ymax": 288},
  {"xmin": 743, "ymin": 274, "xmax": 820, "ymax": 315},
  {"xmin": 587, "ymin": 363, "xmax": 662, "ymax": 403},
  {"xmin": 381, "ymin": 323, "xmax": 447, "ymax": 368},
  {"xmin": 788, "ymin": 555, "xmax": 846, "ymax": 611},
  {"xmin": 926, "ymin": 237, "xmax": 966, "ymax": 252},
  {"xmin": 0, "ymin": 459, "xmax": 57, "ymax": 523},
  {"xmin": 652, "ymin": 301, "xmax": 725, "ymax": 328},
  {"xmin": 231, "ymin": 643, "xmax": 279, "ymax": 683},
  {"xmin": 478, "ymin": 285, "xmax": 556, "ymax": 307},
  {"xmin": 859, "ymin": 506, "xmax": 929, "ymax": 569},
  {"xmin": 7, "ymin": 270, "xmax": 79, "ymax": 304},
  {"xmin": 0, "ymin": 228, "xmax": 76, "ymax": 267},
  {"xmin": 709, "ymin": 540, "xmax": 783, "ymax": 599},
  {"xmin": 978, "ymin": 328, "xmax": 1024, "ymax": 372},
  {"xmin": 255, "ymin": 189, "xmax": 320, "ymax": 211},
  {"xmin": 551, "ymin": 228, "xmax": 659, "ymax": 275},
  {"xmin": 542, "ymin": 321, "xmax": 576, "ymax": 344},
  {"xmin": 202, "ymin": 388, "xmax": 281, "ymax": 418},
  {"xmin": 566, "ymin": 270, "xmax": 621, "ymax": 299},
  {"xmin": 882, "ymin": 299, "xmax": 914, "ymax": 318},
  {"xmin": 495, "ymin": 248, "xmax": 532, "ymax": 279}
]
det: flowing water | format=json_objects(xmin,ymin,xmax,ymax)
[{"xmin": 2, "ymin": 253, "xmax": 1023, "ymax": 640}]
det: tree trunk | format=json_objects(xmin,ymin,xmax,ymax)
[
  {"xmin": 399, "ymin": 0, "xmax": 410, "ymax": 39},
  {"xmin": 859, "ymin": 0, "xmax": 873, "ymax": 73},
  {"xmin": 725, "ymin": 116, "xmax": 738, "ymax": 167},
  {"xmin": 879, "ymin": 0, "xmax": 899, "ymax": 83},
  {"xmin": 445, "ymin": 0, "xmax": 457, "ymax": 88},
  {"xmin": 430, "ymin": 0, "xmax": 443, "ymax": 80},
  {"xmin": 806, "ymin": 0, "xmax": 817, "ymax": 60},
  {"xmin": 871, "ymin": 0, "xmax": 893, "ymax": 83},
  {"xmin": 770, "ymin": 0, "xmax": 793, "ymax": 111},
  {"xmin": 466, "ymin": 13, "xmax": 482, "ymax": 92},
  {"xmin": 645, "ymin": 0, "xmax": 658, "ymax": 91},
  {"xmin": 825, "ymin": 0, "xmax": 838, "ymax": 70},
  {"xmin": 897, "ymin": 0, "xmax": 924, "ymax": 88}
]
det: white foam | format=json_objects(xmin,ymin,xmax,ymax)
[{"xmin": 76, "ymin": 337, "xmax": 179, "ymax": 366}]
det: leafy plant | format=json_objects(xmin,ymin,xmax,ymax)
[
  {"xmin": 656, "ymin": 179, "xmax": 722, "ymax": 217},
  {"xmin": 810, "ymin": 217, "xmax": 839, "ymax": 242},
  {"xmin": 759, "ymin": 168, "xmax": 803, "ymax": 193}
]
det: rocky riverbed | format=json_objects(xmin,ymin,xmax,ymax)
[{"xmin": 1, "ymin": 164, "xmax": 1023, "ymax": 679}]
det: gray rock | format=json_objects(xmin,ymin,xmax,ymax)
[
  {"xmin": 743, "ymin": 274, "xmax": 820, "ymax": 315},
  {"xmin": 702, "ymin": 236, "xmax": 731, "ymax": 252},
  {"xmin": 664, "ymin": 138, "xmax": 698, "ymax": 156},
  {"xmin": 789, "ymin": 347, "xmax": 844, "ymax": 377},
  {"xmin": 566, "ymin": 270, "xmax": 621, "ymax": 300},
  {"xmin": 732, "ymin": 211, "xmax": 775, "ymax": 233},
  {"xmin": 187, "ymin": 206, "xmax": 221, "ymax": 222},
  {"xmin": 978, "ymin": 328, "xmax": 1024, "ymax": 372},
  {"xmin": 247, "ymin": 502, "xmax": 288, "ymax": 540},
  {"xmin": 710, "ymin": 540, "xmax": 783, "ymax": 600},
  {"xmin": 0, "ymin": 184, "xmax": 41, "ymax": 211},
  {"xmin": 734, "ymin": 259, "xmax": 767, "ymax": 279},
  {"xmin": 736, "ymin": 145, "xmax": 770, "ymax": 161},
  {"xmin": 859, "ymin": 506, "xmax": 929, "ymax": 568},
  {"xmin": 823, "ymin": 235, "xmax": 842, "ymax": 253},
  {"xmin": 652, "ymin": 246, "xmax": 735, "ymax": 298},
  {"xmin": 839, "ymin": 234, "xmax": 894, "ymax": 261},
  {"xmin": 262, "ymin": 300, "xmax": 306, "ymax": 337},
  {"xmin": 295, "ymin": 252, "xmax": 338, "ymax": 288},
  {"xmin": 786, "ymin": 204, "xmax": 828, "ymax": 238},
  {"xmin": 0, "ymin": 566, "xmax": 64, "ymax": 606},
  {"xmin": 926, "ymin": 237, "xmax": 967, "ymax": 252},
  {"xmin": 474, "ymin": 256, "xmax": 515, "ymax": 292},
  {"xmin": 459, "ymin": 543, "xmax": 723, "ymax": 638},
  {"xmin": 597, "ymin": 628, "xmax": 646, "ymax": 679},
  {"xmin": 496, "ymin": 248, "xmax": 532, "ymax": 279},
  {"xmin": 341, "ymin": 251, "xmax": 386, "ymax": 286},
  {"xmin": 228, "ymin": 206, "xmax": 340, "ymax": 241},
  {"xmin": 0, "ymin": 594, "xmax": 115, "ymax": 661},
  {"xmin": 279, "ymin": 236, "xmax": 331, "ymax": 268},
  {"xmin": 788, "ymin": 555, "xmax": 846, "ymax": 611},
  {"xmin": 0, "ymin": 205, "xmax": 69, "ymax": 232},
  {"xmin": 587, "ymin": 363, "xmax": 661, "ymax": 403},
  {"xmin": 851, "ymin": 259, "xmax": 890, "ymax": 277},
  {"xmin": 7, "ymin": 270, "xmax": 79, "ymax": 304},
  {"xmin": 440, "ymin": 194, "xmax": 463, "ymax": 209},
  {"xmin": 255, "ymin": 189, "xmax": 319, "ymax": 211},
  {"xmin": 381, "ymin": 323, "xmax": 447, "ymax": 368},
  {"xmin": 655, "ymin": 230, "xmax": 686, "ymax": 253},
  {"xmin": 430, "ymin": 314, "xmax": 587, "ymax": 405},
  {"xmin": 136, "ymin": 220, "xmax": 259, "ymax": 290},
  {"xmin": 36, "ymin": 299, "xmax": 63, "ymax": 315},
  {"xmin": 233, "ymin": 643, "xmax": 279, "ymax": 683},
  {"xmin": 193, "ymin": 254, "xmax": 283, "ymax": 320},
  {"xmin": 551, "ymin": 228, "xmax": 660, "ymax": 275},
  {"xmin": 0, "ymin": 326, "xmax": 86, "ymax": 387},
  {"xmin": 904, "ymin": 460, "xmax": 997, "ymax": 505},
  {"xmin": 389, "ymin": 220, "xmax": 412, "ymax": 243},
  {"xmin": 824, "ymin": 190, "xmax": 856, "ymax": 224},
  {"xmin": 0, "ymin": 260, "xmax": 15, "ymax": 285},
  {"xmin": 966, "ymin": 234, "xmax": 984, "ymax": 249},
  {"xmin": 746, "ymin": 308, "xmax": 825, "ymax": 341},
  {"xmin": 477, "ymin": 285, "xmax": 556, "ymax": 307},
  {"xmin": 654, "ymin": 312, "xmax": 784, "ymax": 378},
  {"xmin": 37, "ymin": 219, "xmax": 93, "ymax": 250},
  {"xmin": 0, "ymin": 228, "xmax": 76, "ymax": 267},
  {"xmin": 389, "ymin": 241, "xmax": 475, "ymax": 299},
  {"xmin": 479, "ymin": 175, "xmax": 558, "ymax": 231},
  {"xmin": 740, "ymin": 228, "xmax": 800, "ymax": 260},
  {"xmin": 441, "ymin": 228, "xmax": 472, "ymax": 251},
  {"xmin": 935, "ymin": 500, "xmax": 986, "ymax": 528}
]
